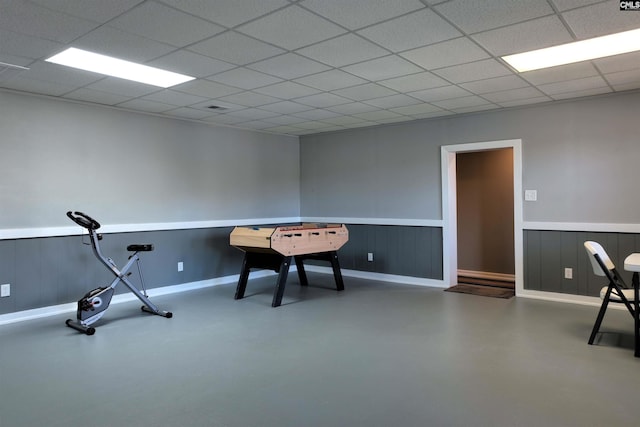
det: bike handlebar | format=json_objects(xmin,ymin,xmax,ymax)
[{"xmin": 66, "ymin": 211, "xmax": 101, "ymax": 230}]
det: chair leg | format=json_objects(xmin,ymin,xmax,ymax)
[{"xmin": 589, "ymin": 290, "xmax": 612, "ymax": 345}]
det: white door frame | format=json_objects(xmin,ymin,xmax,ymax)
[{"xmin": 441, "ymin": 139, "xmax": 523, "ymax": 294}]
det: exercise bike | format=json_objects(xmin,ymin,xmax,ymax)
[{"xmin": 65, "ymin": 211, "xmax": 172, "ymax": 335}]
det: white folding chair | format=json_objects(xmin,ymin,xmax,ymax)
[{"xmin": 584, "ymin": 241, "xmax": 637, "ymax": 345}]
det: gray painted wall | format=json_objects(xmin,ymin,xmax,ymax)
[
  {"xmin": 3, "ymin": 89, "xmax": 640, "ymax": 316},
  {"xmin": 0, "ymin": 91, "xmax": 300, "ymax": 229},
  {"xmin": 300, "ymin": 91, "xmax": 640, "ymax": 223},
  {"xmin": 0, "ymin": 227, "xmax": 244, "ymax": 315}
]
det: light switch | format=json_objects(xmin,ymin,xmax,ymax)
[{"xmin": 524, "ymin": 190, "xmax": 537, "ymax": 201}]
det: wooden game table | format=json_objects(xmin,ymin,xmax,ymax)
[{"xmin": 230, "ymin": 223, "xmax": 349, "ymax": 307}]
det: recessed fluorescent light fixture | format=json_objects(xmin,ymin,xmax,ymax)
[
  {"xmin": 45, "ymin": 47, "xmax": 195, "ymax": 88},
  {"xmin": 502, "ymin": 28, "xmax": 640, "ymax": 72}
]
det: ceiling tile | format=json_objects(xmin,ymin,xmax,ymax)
[
  {"xmin": 173, "ymin": 79, "xmax": 243, "ymax": 98},
  {"xmin": 0, "ymin": 76, "xmax": 76, "ymax": 96},
  {"xmin": 401, "ymin": 38, "xmax": 489, "ymax": 70},
  {"xmin": 352, "ymin": 110, "xmax": 406, "ymax": 121},
  {"xmin": 433, "ymin": 59, "xmax": 513, "ymax": 84},
  {"xmin": 481, "ymin": 87, "xmax": 546, "ymax": 103},
  {"xmin": 0, "ymin": 29, "xmax": 63, "ymax": 61},
  {"xmin": 408, "ymin": 85, "xmax": 473, "ymax": 102},
  {"xmin": 74, "ymin": 26, "xmax": 176, "ymax": 62},
  {"xmin": 301, "ymin": 0, "xmax": 425, "ymax": 30},
  {"xmin": 498, "ymin": 96, "xmax": 552, "ymax": 107},
  {"xmin": 148, "ymin": 51, "xmax": 235, "ymax": 78},
  {"xmin": 549, "ymin": 86, "xmax": 612, "ymax": 100},
  {"xmin": 163, "ymin": 107, "xmax": 215, "ymax": 119},
  {"xmin": 376, "ymin": 115, "xmax": 419, "ymax": 124},
  {"xmin": 432, "ymin": 95, "xmax": 492, "ymax": 109},
  {"xmin": 460, "ymin": 75, "xmax": 530, "ymax": 94},
  {"xmin": 604, "ymin": 69, "xmax": 640, "ymax": 88},
  {"xmin": 364, "ymin": 94, "xmax": 422, "ymax": 108},
  {"xmin": 537, "ymin": 75, "xmax": 610, "ymax": 95},
  {"xmin": 562, "ymin": 2, "xmax": 640, "ymax": 39},
  {"xmin": 378, "ymin": 72, "xmax": 448, "ymax": 92},
  {"xmin": 262, "ymin": 115, "xmax": 308, "ymax": 125},
  {"xmin": 610, "ymin": 81, "xmax": 640, "ymax": 92},
  {"xmin": 296, "ymin": 92, "xmax": 353, "ymax": 108},
  {"xmin": 294, "ymin": 69, "xmax": 367, "ymax": 91},
  {"xmin": 160, "ymin": 0, "xmax": 289, "ymax": 28},
  {"xmin": 247, "ymin": 53, "xmax": 331, "ymax": 79},
  {"xmin": 30, "ymin": 0, "xmax": 144, "ymax": 22},
  {"xmin": 62, "ymin": 88, "xmax": 132, "ymax": 105},
  {"xmin": 389, "ymin": 103, "xmax": 443, "ymax": 115},
  {"xmin": 16, "ymin": 61, "xmax": 103, "ymax": 88},
  {"xmin": 472, "ymin": 16, "xmax": 573, "ymax": 56},
  {"xmin": 549, "ymin": 0, "xmax": 603, "ymax": 12},
  {"xmin": 3, "ymin": 0, "xmax": 638, "ymax": 137},
  {"xmin": 189, "ymin": 31, "xmax": 285, "ymax": 65},
  {"xmin": 519, "ymin": 62, "xmax": 599, "ymax": 85},
  {"xmin": 0, "ymin": 0, "xmax": 99, "ymax": 43},
  {"xmin": 263, "ymin": 125, "xmax": 306, "ymax": 134},
  {"xmin": 357, "ymin": 9, "xmax": 462, "ymax": 52},
  {"xmin": 237, "ymin": 5, "xmax": 346, "ymax": 50},
  {"xmin": 84, "ymin": 77, "xmax": 160, "ymax": 97},
  {"xmin": 333, "ymin": 83, "xmax": 398, "ymax": 101},
  {"xmin": 451, "ymin": 104, "xmax": 498, "ymax": 114},
  {"xmin": 593, "ymin": 51, "xmax": 640, "ymax": 74},
  {"xmin": 207, "ymin": 67, "xmax": 283, "ymax": 90},
  {"xmin": 117, "ymin": 98, "xmax": 175, "ymax": 113},
  {"xmin": 204, "ymin": 114, "xmax": 251, "ymax": 125},
  {"xmin": 258, "ymin": 100, "xmax": 314, "ymax": 114},
  {"xmin": 289, "ymin": 120, "xmax": 336, "ymax": 130},
  {"xmin": 188, "ymin": 100, "xmax": 245, "ymax": 112},
  {"xmin": 141, "ymin": 89, "xmax": 208, "ymax": 106},
  {"xmin": 254, "ymin": 81, "xmax": 321, "ymax": 99},
  {"xmin": 343, "ymin": 55, "xmax": 423, "ymax": 81},
  {"xmin": 235, "ymin": 120, "xmax": 276, "ymax": 129},
  {"xmin": 319, "ymin": 116, "xmax": 369, "ymax": 126},
  {"xmin": 108, "ymin": 2, "xmax": 225, "ymax": 47},
  {"xmin": 326, "ymin": 102, "xmax": 380, "ymax": 114},
  {"xmin": 435, "ymin": 0, "xmax": 554, "ymax": 34},
  {"xmin": 217, "ymin": 91, "xmax": 282, "ymax": 107},
  {"xmin": 295, "ymin": 34, "xmax": 389, "ymax": 67},
  {"xmin": 293, "ymin": 109, "xmax": 341, "ymax": 120}
]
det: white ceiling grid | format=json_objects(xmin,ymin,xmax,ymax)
[{"xmin": 0, "ymin": 0, "xmax": 638, "ymax": 136}]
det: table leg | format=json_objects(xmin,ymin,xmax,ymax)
[
  {"xmin": 635, "ymin": 272, "xmax": 639, "ymax": 357},
  {"xmin": 234, "ymin": 253, "xmax": 251, "ymax": 300},
  {"xmin": 294, "ymin": 256, "xmax": 309, "ymax": 287},
  {"xmin": 272, "ymin": 256, "xmax": 292, "ymax": 308}
]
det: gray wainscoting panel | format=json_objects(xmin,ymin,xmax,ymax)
[
  {"xmin": 0, "ymin": 227, "xmax": 245, "ymax": 315},
  {"xmin": 338, "ymin": 224, "xmax": 443, "ymax": 280},
  {"xmin": 524, "ymin": 230, "xmax": 640, "ymax": 296}
]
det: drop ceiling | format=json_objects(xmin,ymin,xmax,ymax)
[{"xmin": 1, "ymin": 0, "xmax": 639, "ymax": 136}]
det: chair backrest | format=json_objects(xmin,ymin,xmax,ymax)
[{"xmin": 584, "ymin": 241, "xmax": 615, "ymax": 277}]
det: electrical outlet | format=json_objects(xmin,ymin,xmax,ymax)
[
  {"xmin": 367, "ymin": 252, "xmax": 374, "ymax": 262},
  {"xmin": 1, "ymin": 284, "xmax": 10, "ymax": 297},
  {"xmin": 524, "ymin": 190, "xmax": 537, "ymax": 201},
  {"xmin": 564, "ymin": 268, "xmax": 573, "ymax": 279},
  {"xmin": 178, "ymin": 262, "xmax": 184, "ymax": 272}
]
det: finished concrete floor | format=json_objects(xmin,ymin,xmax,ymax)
[{"xmin": 0, "ymin": 274, "xmax": 638, "ymax": 427}]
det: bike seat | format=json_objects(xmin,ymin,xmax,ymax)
[{"xmin": 127, "ymin": 244, "xmax": 154, "ymax": 252}]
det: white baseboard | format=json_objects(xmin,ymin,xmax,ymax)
[
  {"xmin": 0, "ymin": 270, "xmax": 275, "ymax": 326},
  {"xmin": 0, "ymin": 268, "xmax": 610, "ymax": 327},
  {"xmin": 302, "ymin": 265, "xmax": 447, "ymax": 288}
]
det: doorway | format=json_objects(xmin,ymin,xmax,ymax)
[
  {"xmin": 441, "ymin": 139, "xmax": 523, "ymax": 295},
  {"xmin": 456, "ymin": 148, "xmax": 514, "ymax": 288}
]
